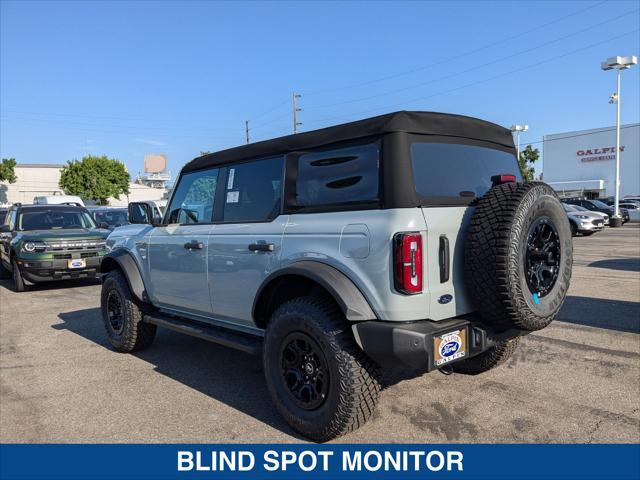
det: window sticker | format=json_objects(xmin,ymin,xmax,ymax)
[
  {"xmin": 227, "ymin": 169, "xmax": 235, "ymax": 190},
  {"xmin": 226, "ymin": 191, "xmax": 239, "ymax": 203}
]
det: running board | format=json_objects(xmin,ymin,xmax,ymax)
[{"xmin": 144, "ymin": 313, "xmax": 262, "ymax": 355}]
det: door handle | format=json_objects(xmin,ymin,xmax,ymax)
[
  {"xmin": 439, "ymin": 235, "xmax": 450, "ymax": 283},
  {"xmin": 183, "ymin": 240, "xmax": 204, "ymax": 250},
  {"xmin": 248, "ymin": 243, "xmax": 275, "ymax": 252}
]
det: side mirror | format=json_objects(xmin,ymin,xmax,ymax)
[
  {"xmin": 0, "ymin": 225, "xmax": 9, "ymax": 233},
  {"xmin": 97, "ymin": 222, "xmax": 110, "ymax": 230},
  {"xmin": 128, "ymin": 202, "xmax": 154, "ymax": 225}
]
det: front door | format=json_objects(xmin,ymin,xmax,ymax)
[
  {"xmin": 208, "ymin": 156, "xmax": 286, "ymax": 327},
  {"xmin": 147, "ymin": 167, "xmax": 220, "ymax": 316}
]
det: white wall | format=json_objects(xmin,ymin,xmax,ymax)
[
  {"xmin": 543, "ymin": 124, "xmax": 639, "ymax": 198},
  {"xmin": 0, "ymin": 164, "xmax": 167, "ymax": 206}
]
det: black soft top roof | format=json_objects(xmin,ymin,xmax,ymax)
[{"xmin": 183, "ymin": 110, "xmax": 514, "ymax": 173}]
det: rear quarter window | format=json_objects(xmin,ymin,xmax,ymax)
[
  {"xmin": 411, "ymin": 142, "xmax": 521, "ymax": 205},
  {"xmin": 294, "ymin": 142, "xmax": 380, "ymax": 208}
]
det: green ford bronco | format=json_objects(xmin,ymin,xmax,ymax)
[{"xmin": 0, "ymin": 204, "xmax": 109, "ymax": 291}]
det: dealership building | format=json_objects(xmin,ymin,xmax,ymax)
[
  {"xmin": 543, "ymin": 123, "xmax": 639, "ymax": 199},
  {"xmin": 0, "ymin": 163, "xmax": 167, "ymax": 207}
]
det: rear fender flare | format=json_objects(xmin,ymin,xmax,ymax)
[{"xmin": 253, "ymin": 260, "xmax": 377, "ymax": 322}]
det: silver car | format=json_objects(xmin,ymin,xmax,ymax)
[
  {"xmin": 99, "ymin": 111, "xmax": 573, "ymax": 441},
  {"xmin": 563, "ymin": 203, "xmax": 605, "ymax": 235}
]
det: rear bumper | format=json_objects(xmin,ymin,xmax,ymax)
[
  {"xmin": 352, "ymin": 317, "xmax": 526, "ymax": 371},
  {"xmin": 17, "ymin": 256, "xmax": 102, "ymax": 283}
]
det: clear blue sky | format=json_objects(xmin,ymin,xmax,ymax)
[{"xmin": 1, "ymin": 0, "xmax": 639, "ymax": 179}]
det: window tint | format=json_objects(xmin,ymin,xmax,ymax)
[
  {"xmin": 295, "ymin": 143, "xmax": 379, "ymax": 207},
  {"xmin": 167, "ymin": 168, "xmax": 219, "ymax": 224},
  {"xmin": 223, "ymin": 157, "xmax": 283, "ymax": 223},
  {"xmin": 94, "ymin": 210, "xmax": 129, "ymax": 227},
  {"xmin": 411, "ymin": 143, "xmax": 521, "ymax": 203}
]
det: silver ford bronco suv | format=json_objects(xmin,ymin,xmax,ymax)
[{"xmin": 100, "ymin": 111, "xmax": 572, "ymax": 441}]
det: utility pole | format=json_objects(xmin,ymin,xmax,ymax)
[
  {"xmin": 245, "ymin": 120, "xmax": 250, "ymax": 144},
  {"xmin": 293, "ymin": 93, "xmax": 302, "ymax": 134}
]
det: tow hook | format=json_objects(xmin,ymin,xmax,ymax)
[{"xmin": 439, "ymin": 365, "xmax": 454, "ymax": 376}]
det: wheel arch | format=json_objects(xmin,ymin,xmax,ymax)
[
  {"xmin": 100, "ymin": 250, "xmax": 149, "ymax": 303},
  {"xmin": 252, "ymin": 261, "xmax": 377, "ymax": 329}
]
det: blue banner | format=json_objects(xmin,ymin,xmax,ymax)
[{"xmin": 1, "ymin": 444, "xmax": 638, "ymax": 480}]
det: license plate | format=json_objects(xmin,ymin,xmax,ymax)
[
  {"xmin": 67, "ymin": 259, "xmax": 86, "ymax": 269},
  {"xmin": 434, "ymin": 329, "xmax": 467, "ymax": 366}
]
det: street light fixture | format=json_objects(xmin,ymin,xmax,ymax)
[
  {"xmin": 510, "ymin": 124, "xmax": 529, "ymax": 159},
  {"xmin": 601, "ymin": 55, "xmax": 637, "ymax": 227}
]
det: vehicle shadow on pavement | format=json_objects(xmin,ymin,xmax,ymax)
[
  {"xmin": 0, "ymin": 278, "xmax": 100, "ymax": 293},
  {"xmin": 588, "ymin": 258, "xmax": 640, "ymax": 272},
  {"xmin": 54, "ymin": 307, "xmax": 305, "ymax": 440},
  {"xmin": 556, "ymin": 295, "xmax": 640, "ymax": 333}
]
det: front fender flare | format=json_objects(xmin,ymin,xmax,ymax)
[
  {"xmin": 101, "ymin": 249, "xmax": 149, "ymax": 303},
  {"xmin": 254, "ymin": 261, "xmax": 377, "ymax": 321}
]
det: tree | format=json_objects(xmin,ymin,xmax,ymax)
[
  {"xmin": 0, "ymin": 158, "xmax": 17, "ymax": 183},
  {"xmin": 59, "ymin": 155, "xmax": 130, "ymax": 205},
  {"xmin": 518, "ymin": 145, "xmax": 539, "ymax": 182}
]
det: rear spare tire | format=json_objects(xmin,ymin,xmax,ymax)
[{"xmin": 465, "ymin": 182, "xmax": 572, "ymax": 331}]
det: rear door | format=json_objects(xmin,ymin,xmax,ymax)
[
  {"xmin": 409, "ymin": 139, "xmax": 522, "ymax": 320},
  {"xmin": 147, "ymin": 167, "xmax": 220, "ymax": 316},
  {"xmin": 208, "ymin": 156, "xmax": 286, "ymax": 328}
]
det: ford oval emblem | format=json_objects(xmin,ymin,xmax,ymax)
[{"xmin": 438, "ymin": 294, "xmax": 453, "ymax": 304}]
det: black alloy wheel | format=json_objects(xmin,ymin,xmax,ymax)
[
  {"xmin": 525, "ymin": 217, "xmax": 561, "ymax": 298},
  {"xmin": 106, "ymin": 290, "xmax": 125, "ymax": 335},
  {"xmin": 279, "ymin": 332, "xmax": 330, "ymax": 411}
]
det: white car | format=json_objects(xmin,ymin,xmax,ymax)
[
  {"xmin": 33, "ymin": 195, "xmax": 85, "ymax": 207},
  {"xmin": 618, "ymin": 202, "xmax": 640, "ymax": 222}
]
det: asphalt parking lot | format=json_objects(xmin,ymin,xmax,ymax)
[{"xmin": 1, "ymin": 226, "xmax": 639, "ymax": 444}]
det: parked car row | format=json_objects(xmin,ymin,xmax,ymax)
[
  {"xmin": 560, "ymin": 197, "xmax": 637, "ymax": 237},
  {"xmin": 0, "ymin": 200, "xmax": 166, "ymax": 292}
]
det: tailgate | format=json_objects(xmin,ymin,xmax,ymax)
[{"xmin": 420, "ymin": 206, "xmax": 475, "ymax": 320}]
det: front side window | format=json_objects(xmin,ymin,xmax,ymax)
[
  {"xmin": 411, "ymin": 142, "xmax": 521, "ymax": 204},
  {"xmin": 18, "ymin": 209, "xmax": 97, "ymax": 231},
  {"xmin": 294, "ymin": 143, "xmax": 380, "ymax": 208},
  {"xmin": 223, "ymin": 157, "xmax": 284, "ymax": 223},
  {"xmin": 166, "ymin": 168, "xmax": 219, "ymax": 224}
]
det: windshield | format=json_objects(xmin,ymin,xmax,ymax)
[
  {"xmin": 93, "ymin": 210, "xmax": 129, "ymax": 227},
  {"xmin": 590, "ymin": 200, "xmax": 609, "ymax": 209},
  {"xmin": 573, "ymin": 205, "xmax": 588, "ymax": 211},
  {"xmin": 18, "ymin": 209, "xmax": 97, "ymax": 231},
  {"xmin": 410, "ymin": 142, "xmax": 521, "ymax": 204},
  {"xmin": 563, "ymin": 204, "xmax": 577, "ymax": 212}
]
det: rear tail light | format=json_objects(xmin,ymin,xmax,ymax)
[
  {"xmin": 394, "ymin": 232, "xmax": 423, "ymax": 295},
  {"xmin": 491, "ymin": 174, "xmax": 517, "ymax": 186}
]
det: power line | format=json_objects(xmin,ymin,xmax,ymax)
[
  {"xmin": 305, "ymin": 0, "xmax": 609, "ymax": 96},
  {"xmin": 302, "ymin": 28, "xmax": 640, "ymax": 128},
  {"xmin": 303, "ymin": 8, "xmax": 638, "ymax": 111}
]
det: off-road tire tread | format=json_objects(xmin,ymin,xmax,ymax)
[
  {"xmin": 101, "ymin": 270, "xmax": 156, "ymax": 352},
  {"xmin": 465, "ymin": 182, "xmax": 571, "ymax": 331},
  {"xmin": 264, "ymin": 296, "xmax": 381, "ymax": 442},
  {"xmin": 452, "ymin": 337, "xmax": 519, "ymax": 375},
  {"xmin": 12, "ymin": 258, "xmax": 26, "ymax": 292}
]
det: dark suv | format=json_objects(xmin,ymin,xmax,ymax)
[{"xmin": 0, "ymin": 204, "xmax": 109, "ymax": 291}]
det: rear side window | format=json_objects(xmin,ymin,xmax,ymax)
[
  {"xmin": 223, "ymin": 156, "xmax": 284, "ymax": 223},
  {"xmin": 411, "ymin": 142, "xmax": 521, "ymax": 204},
  {"xmin": 294, "ymin": 143, "xmax": 380, "ymax": 207}
]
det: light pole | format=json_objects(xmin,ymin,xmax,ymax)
[
  {"xmin": 510, "ymin": 124, "xmax": 529, "ymax": 159},
  {"xmin": 601, "ymin": 55, "xmax": 637, "ymax": 227}
]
